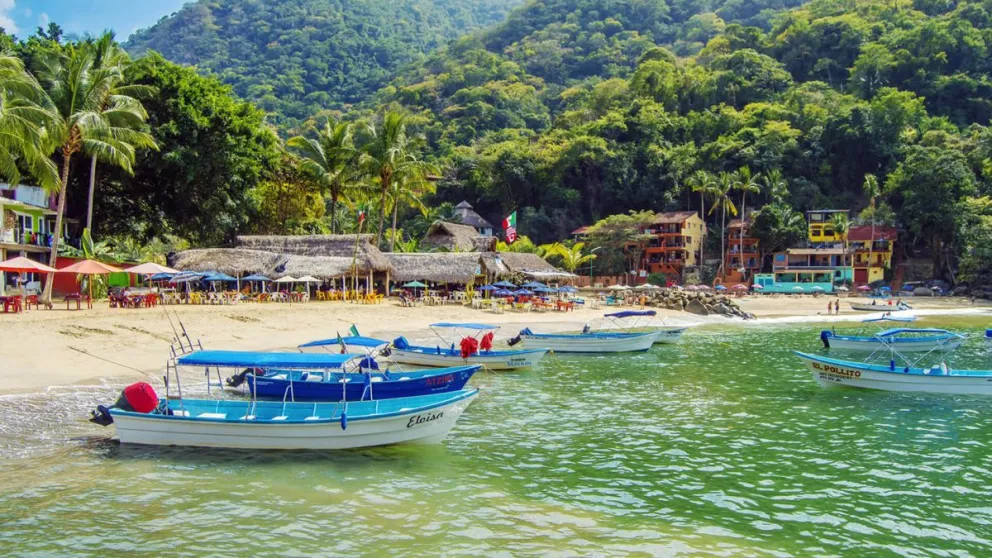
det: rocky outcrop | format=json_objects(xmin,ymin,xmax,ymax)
[{"xmin": 642, "ymin": 288, "xmax": 755, "ymax": 320}]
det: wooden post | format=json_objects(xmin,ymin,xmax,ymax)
[
  {"xmin": 385, "ymin": 270, "xmax": 391, "ymax": 299},
  {"xmin": 368, "ymin": 270, "xmax": 372, "ymax": 296}
]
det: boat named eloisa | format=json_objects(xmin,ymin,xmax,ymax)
[
  {"xmin": 511, "ymin": 327, "xmax": 657, "ymax": 353},
  {"xmin": 819, "ymin": 317, "xmax": 966, "ymax": 353},
  {"xmin": 90, "ymin": 381, "xmax": 480, "ymax": 450},
  {"xmin": 385, "ymin": 323, "xmax": 550, "ymax": 370},
  {"xmin": 794, "ymin": 351, "xmax": 992, "ymax": 394}
]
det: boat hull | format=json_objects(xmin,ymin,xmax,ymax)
[
  {"xmin": 246, "ymin": 366, "xmax": 478, "ymax": 400},
  {"xmin": 388, "ymin": 348, "xmax": 549, "ymax": 370},
  {"xmin": 110, "ymin": 391, "xmax": 479, "ymax": 450},
  {"xmin": 648, "ymin": 327, "xmax": 687, "ymax": 344},
  {"xmin": 794, "ymin": 352, "xmax": 992, "ymax": 394},
  {"xmin": 824, "ymin": 337, "xmax": 965, "ymax": 353},
  {"xmin": 849, "ymin": 303, "xmax": 911, "ymax": 312},
  {"xmin": 520, "ymin": 332, "xmax": 656, "ymax": 353}
]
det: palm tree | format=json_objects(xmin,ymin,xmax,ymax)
[
  {"xmin": 0, "ymin": 51, "xmax": 59, "ymax": 189},
  {"xmin": 733, "ymin": 166, "xmax": 762, "ymax": 277},
  {"xmin": 548, "ymin": 242, "xmax": 597, "ymax": 273},
  {"xmin": 688, "ymin": 170, "xmax": 716, "ymax": 270},
  {"xmin": 385, "ymin": 168, "xmax": 436, "ymax": 252},
  {"xmin": 288, "ymin": 120, "xmax": 361, "ymax": 233},
  {"xmin": 709, "ymin": 172, "xmax": 738, "ymax": 279},
  {"xmin": 84, "ymin": 32, "xmax": 157, "ymax": 232},
  {"xmin": 829, "ymin": 212, "xmax": 851, "ymax": 286},
  {"xmin": 33, "ymin": 43, "xmax": 157, "ymax": 303},
  {"xmin": 763, "ymin": 169, "xmax": 788, "ymax": 202},
  {"xmin": 862, "ymin": 173, "xmax": 880, "ymax": 278},
  {"xmin": 359, "ymin": 111, "xmax": 430, "ymax": 247}
]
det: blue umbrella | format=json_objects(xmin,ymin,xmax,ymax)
[
  {"xmin": 521, "ymin": 281, "xmax": 547, "ymax": 288},
  {"xmin": 715, "ymin": 284, "xmax": 728, "ymax": 291},
  {"xmin": 516, "ymin": 289, "xmax": 534, "ymax": 295},
  {"xmin": 476, "ymin": 285, "xmax": 497, "ymax": 291},
  {"xmin": 242, "ymin": 274, "xmax": 271, "ymax": 282},
  {"xmin": 169, "ymin": 272, "xmax": 204, "ymax": 284},
  {"xmin": 493, "ymin": 280, "xmax": 517, "ymax": 288},
  {"xmin": 880, "ymin": 286, "xmax": 892, "ymax": 291},
  {"xmin": 149, "ymin": 272, "xmax": 174, "ymax": 281},
  {"xmin": 205, "ymin": 272, "xmax": 237, "ymax": 282},
  {"xmin": 534, "ymin": 287, "xmax": 555, "ymax": 293},
  {"xmin": 559, "ymin": 286, "xmax": 578, "ymax": 293},
  {"xmin": 494, "ymin": 288, "xmax": 514, "ymax": 296}
]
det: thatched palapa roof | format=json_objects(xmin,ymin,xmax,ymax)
[
  {"xmin": 454, "ymin": 201, "xmax": 495, "ymax": 230},
  {"xmin": 482, "ymin": 252, "xmax": 577, "ymax": 280},
  {"xmin": 171, "ymin": 249, "xmax": 286, "ymax": 276},
  {"xmin": 236, "ymin": 234, "xmax": 392, "ymax": 272},
  {"xmin": 423, "ymin": 222, "xmax": 496, "ymax": 252},
  {"xmin": 385, "ymin": 252, "xmax": 483, "ymax": 283},
  {"xmin": 275, "ymin": 255, "xmax": 373, "ymax": 279}
]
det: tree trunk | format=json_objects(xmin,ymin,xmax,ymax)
[
  {"xmin": 389, "ymin": 196, "xmax": 399, "ymax": 252},
  {"xmin": 42, "ymin": 154, "xmax": 72, "ymax": 304},
  {"xmin": 720, "ymin": 204, "xmax": 726, "ymax": 281},
  {"xmin": 375, "ymin": 181, "xmax": 389, "ymax": 247},
  {"xmin": 328, "ymin": 191, "xmax": 338, "ymax": 234},
  {"xmin": 739, "ymin": 192, "xmax": 746, "ymax": 279},
  {"xmin": 699, "ymin": 194, "xmax": 705, "ymax": 275},
  {"xmin": 86, "ymin": 154, "xmax": 97, "ymax": 232}
]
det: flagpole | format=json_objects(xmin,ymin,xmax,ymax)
[{"xmin": 351, "ymin": 209, "xmax": 364, "ymax": 302}]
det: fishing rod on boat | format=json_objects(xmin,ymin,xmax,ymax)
[
  {"xmin": 163, "ymin": 307, "xmax": 184, "ymax": 354},
  {"xmin": 175, "ymin": 311, "xmax": 199, "ymax": 353}
]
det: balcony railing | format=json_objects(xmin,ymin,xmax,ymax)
[{"xmin": 0, "ymin": 228, "xmax": 53, "ymax": 248}]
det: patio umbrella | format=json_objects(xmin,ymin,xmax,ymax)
[
  {"xmin": 402, "ymin": 281, "xmax": 428, "ymax": 288},
  {"xmin": 149, "ymin": 272, "xmax": 174, "ymax": 281},
  {"xmin": 715, "ymin": 285, "xmax": 728, "ymax": 291},
  {"xmin": 752, "ymin": 284, "xmax": 764, "ymax": 290},
  {"xmin": 792, "ymin": 286, "xmax": 805, "ymax": 292},
  {"xmin": 732, "ymin": 284, "xmax": 748, "ymax": 290},
  {"xmin": 476, "ymin": 285, "xmax": 497, "ymax": 291},
  {"xmin": 880, "ymin": 286, "xmax": 892, "ymax": 292},
  {"xmin": 493, "ymin": 280, "xmax": 517, "ymax": 288},
  {"xmin": 205, "ymin": 272, "xmax": 237, "ymax": 282},
  {"xmin": 857, "ymin": 285, "xmax": 871, "ymax": 291},
  {"xmin": 59, "ymin": 259, "xmax": 124, "ymax": 304},
  {"xmin": 811, "ymin": 286, "xmax": 825, "ymax": 292},
  {"xmin": 273, "ymin": 276, "xmax": 299, "ymax": 283},
  {"xmin": 297, "ymin": 275, "xmax": 321, "ymax": 283},
  {"xmin": 124, "ymin": 262, "xmax": 178, "ymax": 275},
  {"xmin": 559, "ymin": 286, "xmax": 578, "ymax": 293},
  {"xmin": 169, "ymin": 272, "xmax": 204, "ymax": 283},
  {"xmin": 242, "ymin": 275, "xmax": 271, "ymax": 282},
  {"xmin": 534, "ymin": 287, "xmax": 556, "ymax": 293},
  {"xmin": 494, "ymin": 288, "xmax": 515, "ymax": 296},
  {"xmin": 516, "ymin": 289, "xmax": 534, "ymax": 295},
  {"xmin": 0, "ymin": 256, "xmax": 56, "ymax": 273},
  {"xmin": 836, "ymin": 286, "xmax": 850, "ymax": 292},
  {"xmin": 521, "ymin": 281, "xmax": 547, "ymax": 288},
  {"xmin": 606, "ymin": 284, "xmax": 630, "ymax": 290}
]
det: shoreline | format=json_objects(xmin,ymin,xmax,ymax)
[{"xmin": 1, "ymin": 296, "xmax": 988, "ymax": 396}]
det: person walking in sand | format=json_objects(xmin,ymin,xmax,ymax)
[
  {"xmin": 827, "ymin": 302, "xmax": 833, "ymax": 315},
  {"xmin": 835, "ymin": 299, "xmax": 840, "ymax": 314}
]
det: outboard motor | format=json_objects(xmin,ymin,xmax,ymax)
[
  {"xmin": 582, "ymin": 323, "xmax": 591, "ymax": 334},
  {"xmin": 507, "ymin": 328, "xmax": 530, "ymax": 347},
  {"xmin": 89, "ymin": 382, "xmax": 159, "ymax": 426},
  {"xmin": 820, "ymin": 330, "xmax": 832, "ymax": 348},
  {"xmin": 358, "ymin": 356, "xmax": 380, "ymax": 371},
  {"xmin": 226, "ymin": 367, "xmax": 265, "ymax": 388}
]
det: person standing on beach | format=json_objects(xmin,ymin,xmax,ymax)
[
  {"xmin": 835, "ymin": 299, "xmax": 840, "ymax": 314},
  {"xmin": 827, "ymin": 302, "xmax": 832, "ymax": 315}
]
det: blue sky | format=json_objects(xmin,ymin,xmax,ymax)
[{"xmin": 1, "ymin": 0, "xmax": 190, "ymax": 40}]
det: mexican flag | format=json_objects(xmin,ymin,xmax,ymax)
[
  {"xmin": 357, "ymin": 206, "xmax": 366, "ymax": 224},
  {"xmin": 502, "ymin": 211, "xmax": 517, "ymax": 244}
]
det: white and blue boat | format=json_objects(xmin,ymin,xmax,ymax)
[
  {"xmin": 97, "ymin": 388, "xmax": 480, "ymax": 449},
  {"xmin": 597, "ymin": 310, "xmax": 687, "ymax": 344},
  {"xmin": 511, "ymin": 327, "xmax": 657, "ymax": 353},
  {"xmin": 794, "ymin": 352, "xmax": 992, "ymax": 395},
  {"xmin": 175, "ymin": 350, "xmax": 478, "ymax": 401},
  {"xmin": 819, "ymin": 317, "xmax": 966, "ymax": 353},
  {"xmin": 387, "ymin": 323, "xmax": 550, "ymax": 370}
]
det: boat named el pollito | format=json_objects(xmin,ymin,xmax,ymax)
[
  {"xmin": 794, "ymin": 351, "xmax": 992, "ymax": 394},
  {"xmin": 511, "ymin": 327, "xmax": 657, "ymax": 353},
  {"xmin": 90, "ymin": 382, "xmax": 480, "ymax": 450},
  {"xmin": 819, "ymin": 318, "xmax": 966, "ymax": 353},
  {"xmin": 387, "ymin": 323, "xmax": 550, "ymax": 370}
]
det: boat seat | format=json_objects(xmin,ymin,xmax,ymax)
[
  {"xmin": 305, "ymin": 375, "xmax": 323, "ymax": 382},
  {"xmin": 172, "ymin": 410, "xmax": 190, "ymax": 417},
  {"xmin": 197, "ymin": 412, "xmax": 227, "ymax": 419},
  {"xmin": 271, "ymin": 416, "xmax": 288, "ymax": 421},
  {"xmin": 239, "ymin": 415, "xmax": 256, "ymax": 420},
  {"xmin": 304, "ymin": 416, "xmax": 321, "ymax": 421}
]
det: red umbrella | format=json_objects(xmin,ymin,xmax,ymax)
[{"xmin": 0, "ymin": 256, "xmax": 57, "ymax": 273}]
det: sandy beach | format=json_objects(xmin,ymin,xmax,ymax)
[{"xmin": 1, "ymin": 295, "xmax": 987, "ymax": 395}]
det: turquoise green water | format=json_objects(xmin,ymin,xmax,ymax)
[{"xmin": 3, "ymin": 316, "xmax": 992, "ymax": 555}]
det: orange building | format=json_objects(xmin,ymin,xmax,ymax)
[
  {"xmin": 633, "ymin": 211, "xmax": 705, "ymax": 278},
  {"xmin": 722, "ymin": 216, "xmax": 760, "ymax": 286}
]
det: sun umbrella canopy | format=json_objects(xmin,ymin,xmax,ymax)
[
  {"xmin": 752, "ymin": 284, "xmax": 764, "ymax": 289},
  {"xmin": 732, "ymin": 284, "xmax": 748, "ymax": 290},
  {"xmin": 606, "ymin": 284, "xmax": 630, "ymax": 290},
  {"xmin": 516, "ymin": 289, "xmax": 534, "ymax": 295},
  {"xmin": 0, "ymin": 256, "xmax": 56, "ymax": 273},
  {"xmin": 60, "ymin": 259, "xmax": 123, "ymax": 274},
  {"xmin": 204, "ymin": 272, "xmax": 237, "ymax": 282},
  {"xmin": 242, "ymin": 275, "xmax": 271, "ymax": 282},
  {"xmin": 124, "ymin": 262, "xmax": 178, "ymax": 275},
  {"xmin": 521, "ymin": 281, "xmax": 547, "ymax": 288},
  {"xmin": 170, "ymin": 272, "xmax": 204, "ymax": 283},
  {"xmin": 534, "ymin": 287, "xmax": 556, "ymax": 293},
  {"xmin": 149, "ymin": 272, "xmax": 174, "ymax": 281},
  {"xmin": 836, "ymin": 286, "xmax": 850, "ymax": 291},
  {"xmin": 857, "ymin": 285, "xmax": 872, "ymax": 291},
  {"xmin": 559, "ymin": 286, "xmax": 578, "ymax": 293},
  {"xmin": 715, "ymin": 285, "xmax": 728, "ymax": 291},
  {"xmin": 811, "ymin": 286, "xmax": 825, "ymax": 291},
  {"xmin": 494, "ymin": 288, "xmax": 515, "ymax": 296},
  {"xmin": 273, "ymin": 276, "xmax": 299, "ymax": 283},
  {"xmin": 402, "ymin": 281, "xmax": 428, "ymax": 288},
  {"xmin": 476, "ymin": 285, "xmax": 497, "ymax": 291},
  {"xmin": 880, "ymin": 286, "xmax": 892, "ymax": 291},
  {"xmin": 297, "ymin": 275, "xmax": 321, "ymax": 283},
  {"xmin": 792, "ymin": 286, "xmax": 805, "ymax": 291},
  {"xmin": 493, "ymin": 280, "xmax": 517, "ymax": 288}
]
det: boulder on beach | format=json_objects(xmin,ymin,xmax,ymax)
[{"xmin": 685, "ymin": 299, "xmax": 710, "ymax": 315}]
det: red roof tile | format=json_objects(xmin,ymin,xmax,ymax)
[
  {"xmin": 848, "ymin": 226, "xmax": 897, "ymax": 241},
  {"xmin": 652, "ymin": 211, "xmax": 699, "ymax": 224}
]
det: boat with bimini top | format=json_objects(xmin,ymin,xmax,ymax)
[
  {"xmin": 387, "ymin": 323, "xmax": 550, "ymax": 370},
  {"xmin": 510, "ymin": 327, "xmax": 657, "ymax": 354},
  {"xmin": 819, "ymin": 316, "xmax": 966, "ymax": 353},
  {"xmin": 793, "ymin": 351, "xmax": 992, "ymax": 395},
  {"xmin": 593, "ymin": 310, "xmax": 687, "ymax": 344}
]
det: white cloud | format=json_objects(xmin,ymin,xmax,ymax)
[
  {"xmin": 0, "ymin": 0, "xmax": 18, "ymax": 34},
  {"xmin": 39, "ymin": 12, "xmax": 48, "ymax": 27}
]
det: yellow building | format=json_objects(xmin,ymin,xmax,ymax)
[
  {"xmin": 848, "ymin": 225, "xmax": 897, "ymax": 285},
  {"xmin": 636, "ymin": 211, "xmax": 705, "ymax": 277},
  {"xmin": 806, "ymin": 209, "xmax": 850, "ymax": 243}
]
